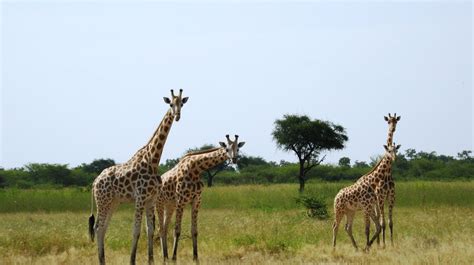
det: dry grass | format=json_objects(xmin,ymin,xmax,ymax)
[
  {"xmin": 1, "ymin": 182, "xmax": 473, "ymax": 264},
  {"xmin": 0, "ymin": 207, "xmax": 473, "ymax": 264}
]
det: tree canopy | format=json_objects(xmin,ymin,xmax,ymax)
[{"xmin": 272, "ymin": 114, "xmax": 348, "ymax": 192}]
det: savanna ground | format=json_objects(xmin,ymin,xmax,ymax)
[{"xmin": 0, "ymin": 181, "xmax": 473, "ymax": 264}]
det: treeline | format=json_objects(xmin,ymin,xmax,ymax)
[
  {"xmin": 215, "ymin": 149, "xmax": 474, "ymax": 185},
  {"xmin": 0, "ymin": 159, "xmax": 115, "ymax": 189},
  {"xmin": 0, "ymin": 150, "xmax": 472, "ymax": 189}
]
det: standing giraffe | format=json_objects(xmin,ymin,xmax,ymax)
[
  {"xmin": 332, "ymin": 143, "xmax": 401, "ymax": 251},
  {"xmin": 381, "ymin": 113, "xmax": 400, "ymax": 246},
  {"xmin": 88, "ymin": 89, "xmax": 189, "ymax": 265},
  {"xmin": 156, "ymin": 135, "xmax": 245, "ymax": 261}
]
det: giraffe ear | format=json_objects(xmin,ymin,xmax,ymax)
[
  {"xmin": 163, "ymin": 97, "xmax": 171, "ymax": 104},
  {"xmin": 182, "ymin": 97, "xmax": 189, "ymax": 104},
  {"xmin": 384, "ymin": 116, "xmax": 389, "ymax": 121},
  {"xmin": 396, "ymin": 144, "xmax": 401, "ymax": 150},
  {"xmin": 396, "ymin": 116, "xmax": 401, "ymax": 121},
  {"xmin": 219, "ymin": 142, "xmax": 227, "ymax": 148},
  {"xmin": 238, "ymin": 142, "xmax": 246, "ymax": 148},
  {"xmin": 383, "ymin": 145, "xmax": 388, "ymax": 151}
]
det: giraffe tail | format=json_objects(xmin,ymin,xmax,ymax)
[{"xmin": 88, "ymin": 186, "xmax": 95, "ymax": 242}]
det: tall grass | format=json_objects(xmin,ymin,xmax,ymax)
[{"xmin": 0, "ymin": 181, "xmax": 472, "ymax": 213}]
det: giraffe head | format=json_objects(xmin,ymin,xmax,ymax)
[
  {"xmin": 163, "ymin": 89, "xmax": 189, "ymax": 121},
  {"xmin": 384, "ymin": 113, "xmax": 401, "ymax": 131},
  {"xmin": 219, "ymin": 134, "xmax": 246, "ymax": 164},
  {"xmin": 384, "ymin": 143, "xmax": 401, "ymax": 161}
]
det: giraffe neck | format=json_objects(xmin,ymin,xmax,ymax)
[
  {"xmin": 387, "ymin": 124, "xmax": 397, "ymax": 146},
  {"xmin": 189, "ymin": 148, "xmax": 228, "ymax": 172},
  {"xmin": 357, "ymin": 154, "xmax": 393, "ymax": 183},
  {"xmin": 368, "ymin": 155, "xmax": 393, "ymax": 181},
  {"xmin": 143, "ymin": 109, "xmax": 174, "ymax": 171}
]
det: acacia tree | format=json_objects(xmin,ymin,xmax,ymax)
[{"xmin": 272, "ymin": 114, "xmax": 348, "ymax": 192}]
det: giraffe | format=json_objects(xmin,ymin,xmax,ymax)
[
  {"xmin": 332, "ymin": 142, "xmax": 401, "ymax": 251},
  {"xmin": 88, "ymin": 89, "xmax": 189, "ymax": 265},
  {"xmin": 380, "ymin": 113, "xmax": 400, "ymax": 246},
  {"xmin": 156, "ymin": 135, "xmax": 245, "ymax": 261}
]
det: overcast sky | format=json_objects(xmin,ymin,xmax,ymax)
[{"xmin": 1, "ymin": 1, "xmax": 472, "ymax": 169}]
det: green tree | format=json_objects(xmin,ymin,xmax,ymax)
[
  {"xmin": 80, "ymin": 159, "xmax": 115, "ymax": 175},
  {"xmin": 405, "ymin": 148, "xmax": 417, "ymax": 160},
  {"xmin": 457, "ymin": 150, "xmax": 473, "ymax": 161},
  {"xmin": 338, "ymin": 157, "xmax": 351, "ymax": 168},
  {"xmin": 353, "ymin": 160, "xmax": 369, "ymax": 168},
  {"xmin": 272, "ymin": 114, "xmax": 348, "ymax": 192},
  {"xmin": 25, "ymin": 163, "xmax": 71, "ymax": 186},
  {"xmin": 160, "ymin": 158, "xmax": 180, "ymax": 172},
  {"xmin": 237, "ymin": 155, "xmax": 268, "ymax": 169}
]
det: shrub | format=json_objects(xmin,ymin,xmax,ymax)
[{"xmin": 296, "ymin": 195, "xmax": 329, "ymax": 219}]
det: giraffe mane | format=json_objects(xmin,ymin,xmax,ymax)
[
  {"xmin": 180, "ymin": 147, "xmax": 223, "ymax": 160},
  {"xmin": 357, "ymin": 155, "xmax": 386, "ymax": 181},
  {"xmin": 144, "ymin": 109, "xmax": 172, "ymax": 147}
]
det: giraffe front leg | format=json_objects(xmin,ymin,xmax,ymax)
[
  {"xmin": 368, "ymin": 206, "xmax": 382, "ymax": 248},
  {"xmin": 379, "ymin": 201, "xmax": 386, "ymax": 248},
  {"xmin": 130, "ymin": 201, "xmax": 144, "ymax": 265},
  {"xmin": 145, "ymin": 206, "xmax": 155, "ymax": 265},
  {"xmin": 191, "ymin": 196, "xmax": 201, "ymax": 261},
  {"xmin": 388, "ymin": 185, "xmax": 395, "ymax": 246},
  {"xmin": 172, "ymin": 205, "xmax": 184, "ymax": 261}
]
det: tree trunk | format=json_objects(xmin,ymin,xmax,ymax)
[
  {"xmin": 207, "ymin": 172, "xmax": 213, "ymax": 187},
  {"xmin": 299, "ymin": 177, "xmax": 305, "ymax": 193},
  {"xmin": 298, "ymin": 160, "xmax": 306, "ymax": 193}
]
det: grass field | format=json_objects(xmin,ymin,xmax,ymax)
[{"xmin": 0, "ymin": 181, "xmax": 473, "ymax": 264}]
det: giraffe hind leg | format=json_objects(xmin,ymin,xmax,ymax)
[
  {"xmin": 145, "ymin": 205, "xmax": 155, "ymax": 265},
  {"xmin": 95, "ymin": 202, "xmax": 115, "ymax": 265},
  {"xmin": 344, "ymin": 210, "xmax": 358, "ymax": 250},
  {"xmin": 130, "ymin": 200, "xmax": 144, "ymax": 265},
  {"xmin": 332, "ymin": 208, "xmax": 344, "ymax": 249}
]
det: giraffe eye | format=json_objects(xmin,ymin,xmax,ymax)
[{"xmin": 170, "ymin": 104, "xmax": 174, "ymax": 107}]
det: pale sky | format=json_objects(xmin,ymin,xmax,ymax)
[{"xmin": 1, "ymin": 1, "xmax": 472, "ymax": 169}]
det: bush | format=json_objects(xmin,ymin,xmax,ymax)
[{"xmin": 296, "ymin": 195, "xmax": 329, "ymax": 219}]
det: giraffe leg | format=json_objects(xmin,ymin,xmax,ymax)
[
  {"xmin": 95, "ymin": 200, "xmax": 115, "ymax": 265},
  {"xmin": 368, "ymin": 207, "xmax": 382, "ymax": 248},
  {"xmin": 155, "ymin": 203, "xmax": 163, "ymax": 242},
  {"xmin": 388, "ymin": 186, "xmax": 395, "ymax": 246},
  {"xmin": 344, "ymin": 210, "xmax": 358, "ymax": 250},
  {"xmin": 145, "ymin": 205, "xmax": 155, "ymax": 265},
  {"xmin": 172, "ymin": 204, "xmax": 184, "ymax": 261},
  {"xmin": 363, "ymin": 212, "xmax": 372, "ymax": 252},
  {"xmin": 191, "ymin": 196, "xmax": 201, "ymax": 261},
  {"xmin": 371, "ymin": 206, "xmax": 380, "ymax": 246},
  {"xmin": 332, "ymin": 207, "xmax": 344, "ymax": 249},
  {"xmin": 161, "ymin": 205, "xmax": 175, "ymax": 260},
  {"xmin": 130, "ymin": 200, "xmax": 144, "ymax": 265},
  {"xmin": 379, "ymin": 201, "xmax": 386, "ymax": 248}
]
